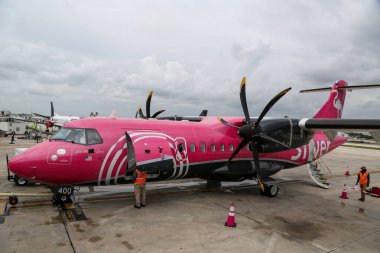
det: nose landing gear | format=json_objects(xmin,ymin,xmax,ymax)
[{"xmin": 51, "ymin": 185, "xmax": 74, "ymax": 205}]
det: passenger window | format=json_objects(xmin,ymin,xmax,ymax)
[
  {"xmin": 178, "ymin": 143, "xmax": 184, "ymax": 152},
  {"xmin": 229, "ymin": 144, "xmax": 234, "ymax": 151},
  {"xmin": 66, "ymin": 129, "xmax": 86, "ymax": 144},
  {"xmin": 201, "ymin": 144, "xmax": 206, "ymax": 152},
  {"xmin": 190, "ymin": 144, "xmax": 196, "ymax": 152},
  {"xmin": 211, "ymin": 144, "xmax": 215, "ymax": 152},
  {"xmin": 220, "ymin": 144, "xmax": 225, "ymax": 151},
  {"xmin": 87, "ymin": 129, "xmax": 102, "ymax": 145}
]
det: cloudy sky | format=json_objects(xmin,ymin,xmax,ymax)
[{"xmin": 1, "ymin": 0, "xmax": 380, "ymax": 119}]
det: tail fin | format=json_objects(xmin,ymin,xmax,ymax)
[
  {"xmin": 50, "ymin": 101, "xmax": 55, "ymax": 117},
  {"xmin": 311, "ymin": 80, "xmax": 347, "ymax": 119}
]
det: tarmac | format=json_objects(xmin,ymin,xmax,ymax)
[{"xmin": 0, "ymin": 137, "xmax": 380, "ymax": 253}]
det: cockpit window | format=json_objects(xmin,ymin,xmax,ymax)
[
  {"xmin": 51, "ymin": 128, "xmax": 102, "ymax": 145},
  {"xmin": 51, "ymin": 128, "xmax": 72, "ymax": 140},
  {"xmin": 87, "ymin": 129, "xmax": 102, "ymax": 145},
  {"xmin": 66, "ymin": 129, "xmax": 86, "ymax": 144}
]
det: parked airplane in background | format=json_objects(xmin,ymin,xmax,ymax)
[
  {"xmin": 34, "ymin": 101, "xmax": 80, "ymax": 130},
  {"xmin": 7, "ymin": 77, "xmax": 380, "ymax": 204}
]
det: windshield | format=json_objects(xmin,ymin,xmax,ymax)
[
  {"xmin": 51, "ymin": 127, "xmax": 102, "ymax": 145},
  {"xmin": 51, "ymin": 128, "xmax": 72, "ymax": 140},
  {"xmin": 66, "ymin": 129, "xmax": 86, "ymax": 144}
]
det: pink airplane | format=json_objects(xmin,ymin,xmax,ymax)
[{"xmin": 6, "ymin": 77, "xmax": 380, "ymax": 204}]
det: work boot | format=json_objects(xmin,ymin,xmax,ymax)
[
  {"xmin": 358, "ymin": 198, "xmax": 364, "ymax": 201},
  {"xmin": 134, "ymin": 204, "xmax": 141, "ymax": 208}
]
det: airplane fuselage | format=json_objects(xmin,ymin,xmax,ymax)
[{"xmin": 8, "ymin": 116, "xmax": 346, "ymax": 186}]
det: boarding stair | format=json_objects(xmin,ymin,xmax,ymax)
[{"xmin": 307, "ymin": 159, "xmax": 331, "ymax": 189}]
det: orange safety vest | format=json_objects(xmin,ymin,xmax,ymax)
[
  {"xmin": 135, "ymin": 169, "xmax": 147, "ymax": 184},
  {"xmin": 359, "ymin": 171, "xmax": 369, "ymax": 185}
]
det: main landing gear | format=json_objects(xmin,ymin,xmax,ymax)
[
  {"xmin": 51, "ymin": 185, "xmax": 74, "ymax": 205},
  {"xmin": 259, "ymin": 184, "xmax": 279, "ymax": 197}
]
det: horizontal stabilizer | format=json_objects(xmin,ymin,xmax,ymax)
[
  {"xmin": 299, "ymin": 118, "xmax": 380, "ymax": 131},
  {"xmin": 300, "ymin": 84, "xmax": 380, "ymax": 93}
]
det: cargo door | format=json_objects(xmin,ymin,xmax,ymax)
[{"xmin": 125, "ymin": 131, "xmax": 175, "ymax": 178}]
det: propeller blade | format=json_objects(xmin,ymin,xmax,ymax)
[
  {"xmin": 146, "ymin": 91, "xmax": 153, "ymax": 118},
  {"xmin": 138, "ymin": 106, "xmax": 146, "ymax": 119},
  {"xmin": 256, "ymin": 133, "xmax": 293, "ymax": 150},
  {"xmin": 227, "ymin": 139, "xmax": 250, "ymax": 164},
  {"xmin": 152, "ymin": 110, "xmax": 166, "ymax": 118},
  {"xmin": 135, "ymin": 111, "xmax": 138, "ymax": 118},
  {"xmin": 254, "ymin": 87, "xmax": 292, "ymax": 129},
  {"xmin": 239, "ymin": 77, "xmax": 251, "ymax": 124},
  {"xmin": 218, "ymin": 117, "xmax": 239, "ymax": 129},
  {"xmin": 252, "ymin": 140, "xmax": 265, "ymax": 191}
]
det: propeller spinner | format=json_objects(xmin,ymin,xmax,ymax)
[{"xmin": 219, "ymin": 77, "xmax": 292, "ymax": 191}]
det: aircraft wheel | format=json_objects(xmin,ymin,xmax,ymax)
[
  {"xmin": 9, "ymin": 195, "xmax": 18, "ymax": 206},
  {"xmin": 266, "ymin": 185, "xmax": 279, "ymax": 198},
  {"xmin": 14, "ymin": 176, "xmax": 28, "ymax": 186}
]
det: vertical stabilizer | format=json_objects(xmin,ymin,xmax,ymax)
[{"xmin": 313, "ymin": 80, "xmax": 347, "ymax": 119}]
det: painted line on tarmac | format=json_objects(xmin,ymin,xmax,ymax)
[{"xmin": 57, "ymin": 205, "xmax": 77, "ymax": 253}]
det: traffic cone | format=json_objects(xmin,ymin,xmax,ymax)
[
  {"xmin": 340, "ymin": 184, "xmax": 349, "ymax": 199},
  {"xmin": 345, "ymin": 166, "xmax": 350, "ymax": 176},
  {"xmin": 225, "ymin": 203, "xmax": 237, "ymax": 227}
]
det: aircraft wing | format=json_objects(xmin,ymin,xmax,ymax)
[
  {"xmin": 33, "ymin": 113, "xmax": 50, "ymax": 119},
  {"xmin": 299, "ymin": 118, "xmax": 380, "ymax": 142}
]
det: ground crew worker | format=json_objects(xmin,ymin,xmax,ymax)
[
  {"xmin": 356, "ymin": 166, "xmax": 370, "ymax": 201},
  {"xmin": 133, "ymin": 168, "xmax": 147, "ymax": 208}
]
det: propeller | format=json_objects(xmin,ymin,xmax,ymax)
[
  {"xmin": 136, "ymin": 91, "xmax": 166, "ymax": 119},
  {"xmin": 219, "ymin": 77, "xmax": 292, "ymax": 191}
]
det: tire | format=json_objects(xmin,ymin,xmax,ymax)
[
  {"xmin": 9, "ymin": 196, "xmax": 18, "ymax": 206},
  {"xmin": 266, "ymin": 185, "xmax": 279, "ymax": 198},
  {"xmin": 14, "ymin": 176, "xmax": 28, "ymax": 186}
]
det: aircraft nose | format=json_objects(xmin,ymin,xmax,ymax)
[
  {"xmin": 8, "ymin": 152, "xmax": 27, "ymax": 175},
  {"xmin": 8, "ymin": 151, "xmax": 37, "ymax": 181}
]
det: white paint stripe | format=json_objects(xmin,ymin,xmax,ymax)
[
  {"xmin": 174, "ymin": 160, "xmax": 183, "ymax": 179},
  {"xmin": 133, "ymin": 135, "xmax": 166, "ymax": 144},
  {"xmin": 114, "ymin": 155, "xmax": 128, "ymax": 185},
  {"xmin": 181, "ymin": 157, "xmax": 190, "ymax": 178},
  {"xmin": 167, "ymin": 157, "xmax": 178, "ymax": 180},
  {"xmin": 130, "ymin": 131, "xmax": 175, "ymax": 142},
  {"xmin": 173, "ymin": 150, "xmax": 184, "ymax": 179},
  {"xmin": 105, "ymin": 144, "xmax": 126, "ymax": 185},
  {"xmin": 98, "ymin": 135, "xmax": 126, "ymax": 185}
]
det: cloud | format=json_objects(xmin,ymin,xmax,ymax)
[{"xmin": 0, "ymin": 1, "xmax": 379, "ymax": 119}]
